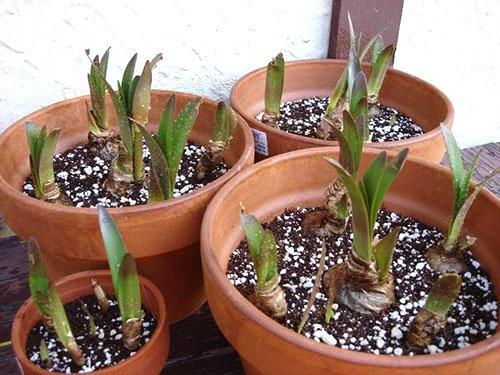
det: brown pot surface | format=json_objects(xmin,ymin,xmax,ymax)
[
  {"xmin": 11, "ymin": 270, "xmax": 169, "ymax": 375},
  {"xmin": 0, "ymin": 91, "xmax": 254, "ymax": 323},
  {"xmin": 201, "ymin": 147, "xmax": 499, "ymax": 374},
  {"xmin": 230, "ymin": 59, "xmax": 454, "ymax": 163}
]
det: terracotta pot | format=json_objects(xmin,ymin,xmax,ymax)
[
  {"xmin": 11, "ymin": 270, "xmax": 169, "ymax": 374},
  {"xmin": 201, "ymin": 147, "xmax": 499, "ymax": 374},
  {"xmin": 230, "ymin": 59, "xmax": 454, "ymax": 163},
  {"xmin": 0, "ymin": 91, "xmax": 254, "ymax": 323}
]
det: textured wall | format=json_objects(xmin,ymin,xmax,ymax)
[
  {"xmin": 0, "ymin": 0, "xmax": 498, "ymax": 147},
  {"xmin": 0, "ymin": 0, "xmax": 332, "ymax": 132}
]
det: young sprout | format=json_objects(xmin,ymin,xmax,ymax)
[
  {"xmin": 25, "ymin": 121, "xmax": 69, "ymax": 204},
  {"xmin": 48, "ymin": 282, "xmax": 85, "ymax": 366},
  {"xmin": 39, "ymin": 339, "xmax": 50, "ymax": 367},
  {"xmin": 91, "ymin": 278, "xmax": 109, "ymax": 314},
  {"xmin": 427, "ymin": 125, "xmax": 500, "ymax": 273},
  {"xmin": 138, "ymin": 94, "xmax": 202, "ymax": 202},
  {"xmin": 240, "ymin": 211, "xmax": 287, "ymax": 319},
  {"xmin": 320, "ymin": 15, "xmax": 394, "ymax": 139},
  {"xmin": 98, "ymin": 206, "xmax": 143, "ymax": 350},
  {"xmin": 262, "ymin": 53, "xmax": 284, "ymax": 126},
  {"xmin": 408, "ymin": 273, "xmax": 462, "ymax": 347},
  {"xmin": 28, "ymin": 237, "xmax": 53, "ymax": 330},
  {"xmin": 80, "ymin": 301, "xmax": 97, "ymax": 338},
  {"xmin": 304, "ymin": 109, "xmax": 365, "ymax": 235},
  {"xmin": 88, "ymin": 52, "xmax": 163, "ymax": 193},
  {"xmin": 195, "ymin": 102, "xmax": 236, "ymax": 180},
  {"xmin": 86, "ymin": 48, "xmax": 111, "ymax": 140},
  {"xmin": 323, "ymin": 148, "xmax": 408, "ymax": 315}
]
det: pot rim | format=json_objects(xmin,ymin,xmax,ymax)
[
  {"xmin": 201, "ymin": 146, "xmax": 499, "ymax": 368},
  {"xmin": 0, "ymin": 90, "xmax": 254, "ymax": 217},
  {"xmin": 230, "ymin": 58, "xmax": 455, "ymax": 149},
  {"xmin": 11, "ymin": 269, "xmax": 168, "ymax": 374}
]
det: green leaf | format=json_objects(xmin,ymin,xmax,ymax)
[
  {"xmin": 264, "ymin": 53, "xmax": 285, "ymax": 118},
  {"xmin": 25, "ymin": 121, "xmax": 41, "ymax": 194},
  {"xmin": 446, "ymin": 167, "xmax": 500, "ymax": 246},
  {"xmin": 132, "ymin": 125, "xmax": 143, "ymax": 181},
  {"xmin": 347, "ymin": 47, "xmax": 362, "ymax": 104},
  {"xmin": 40, "ymin": 339, "xmax": 49, "ymax": 364},
  {"xmin": 360, "ymin": 151, "xmax": 388, "ymax": 230},
  {"xmin": 256, "ymin": 229, "xmax": 278, "ymax": 289},
  {"xmin": 441, "ymin": 124, "xmax": 465, "ymax": 218},
  {"xmin": 132, "ymin": 61, "xmax": 152, "ymax": 125},
  {"xmin": 28, "ymin": 237, "xmax": 50, "ymax": 317},
  {"xmin": 48, "ymin": 282, "xmax": 74, "ymax": 349},
  {"xmin": 157, "ymin": 94, "xmax": 175, "ymax": 153},
  {"xmin": 342, "ymin": 111, "xmax": 363, "ymax": 176},
  {"xmin": 367, "ymin": 45, "xmax": 394, "ymax": 98},
  {"xmin": 138, "ymin": 125, "xmax": 170, "ymax": 201},
  {"xmin": 347, "ymin": 12, "xmax": 356, "ymax": 50},
  {"xmin": 239, "ymin": 212, "xmax": 264, "ymax": 264},
  {"xmin": 374, "ymin": 227, "xmax": 400, "ymax": 281},
  {"xmin": 212, "ymin": 102, "xmax": 237, "ymax": 145},
  {"xmin": 168, "ymin": 98, "xmax": 201, "ymax": 188},
  {"xmin": 329, "ymin": 125, "xmax": 355, "ymax": 174},
  {"xmin": 121, "ymin": 53, "xmax": 138, "ymax": 113},
  {"xmin": 349, "ymin": 71, "xmax": 368, "ymax": 122},
  {"xmin": 38, "ymin": 127, "xmax": 60, "ymax": 191},
  {"xmin": 117, "ymin": 253, "xmax": 142, "ymax": 322},
  {"xmin": 370, "ymin": 36, "xmax": 384, "ymax": 65},
  {"xmin": 99, "ymin": 47, "xmax": 110, "ymax": 77},
  {"xmin": 325, "ymin": 157, "xmax": 371, "ymax": 262},
  {"xmin": 362, "ymin": 149, "xmax": 408, "ymax": 233},
  {"xmin": 97, "ymin": 206, "xmax": 127, "ymax": 295},
  {"xmin": 425, "ymin": 273, "xmax": 462, "ymax": 316},
  {"xmin": 325, "ymin": 68, "xmax": 347, "ymax": 119},
  {"xmin": 458, "ymin": 150, "xmax": 481, "ymax": 214},
  {"xmin": 150, "ymin": 53, "xmax": 163, "ymax": 68},
  {"xmin": 128, "ymin": 76, "xmax": 140, "ymax": 115}
]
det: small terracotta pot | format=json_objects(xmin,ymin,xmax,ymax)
[
  {"xmin": 11, "ymin": 270, "xmax": 169, "ymax": 375},
  {"xmin": 230, "ymin": 59, "xmax": 454, "ymax": 163},
  {"xmin": 0, "ymin": 91, "xmax": 254, "ymax": 323},
  {"xmin": 201, "ymin": 147, "xmax": 499, "ymax": 374}
]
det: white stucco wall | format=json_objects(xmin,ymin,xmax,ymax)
[{"xmin": 0, "ymin": 0, "xmax": 498, "ymax": 148}]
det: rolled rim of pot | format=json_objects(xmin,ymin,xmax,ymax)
[
  {"xmin": 0, "ymin": 91, "xmax": 254, "ymax": 259},
  {"xmin": 200, "ymin": 147, "xmax": 499, "ymax": 371},
  {"xmin": 11, "ymin": 270, "xmax": 169, "ymax": 375},
  {"xmin": 230, "ymin": 59, "xmax": 454, "ymax": 161}
]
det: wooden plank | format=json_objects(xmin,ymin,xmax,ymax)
[{"xmin": 328, "ymin": 0, "xmax": 404, "ymax": 61}]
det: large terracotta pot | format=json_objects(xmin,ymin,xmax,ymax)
[
  {"xmin": 201, "ymin": 147, "xmax": 499, "ymax": 374},
  {"xmin": 12, "ymin": 270, "xmax": 169, "ymax": 375},
  {"xmin": 0, "ymin": 91, "xmax": 254, "ymax": 323},
  {"xmin": 231, "ymin": 59, "xmax": 454, "ymax": 163}
]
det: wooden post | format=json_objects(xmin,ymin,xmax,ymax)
[{"xmin": 328, "ymin": 0, "xmax": 404, "ymax": 62}]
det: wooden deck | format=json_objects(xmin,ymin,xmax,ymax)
[{"xmin": 0, "ymin": 143, "xmax": 498, "ymax": 374}]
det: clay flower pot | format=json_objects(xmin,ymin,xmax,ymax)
[
  {"xmin": 0, "ymin": 91, "xmax": 254, "ymax": 323},
  {"xmin": 231, "ymin": 59, "xmax": 454, "ymax": 163},
  {"xmin": 12, "ymin": 270, "xmax": 169, "ymax": 374},
  {"xmin": 201, "ymin": 147, "xmax": 499, "ymax": 374}
]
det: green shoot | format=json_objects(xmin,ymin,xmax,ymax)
[
  {"xmin": 325, "ymin": 148, "xmax": 408, "ymax": 276},
  {"xmin": 408, "ymin": 273, "xmax": 462, "ymax": 347},
  {"xmin": 196, "ymin": 102, "xmax": 237, "ymax": 180},
  {"xmin": 263, "ymin": 53, "xmax": 284, "ymax": 125},
  {"xmin": 87, "ymin": 47, "xmax": 110, "ymax": 137},
  {"xmin": 80, "ymin": 301, "xmax": 97, "ymax": 338},
  {"xmin": 91, "ymin": 278, "xmax": 109, "ymax": 314},
  {"xmin": 39, "ymin": 339, "xmax": 50, "ymax": 366},
  {"xmin": 97, "ymin": 206, "xmax": 142, "ymax": 350},
  {"xmin": 139, "ymin": 95, "xmax": 202, "ymax": 201},
  {"xmin": 88, "ymin": 51, "xmax": 163, "ymax": 184},
  {"xmin": 367, "ymin": 42, "xmax": 395, "ymax": 104},
  {"xmin": 24, "ymin": 121, "xmax": 62, "ymax": 202},
  {"xmin": 240, "ymin": 211, "xmax": 287, "ymax": 318},
  {"xmin": 48, "ymin": 282, "xmax": 84, "ymax": 366},
  {"xmin": 28, "ymin": 237, "xmax": 52, "ymax": 330}
]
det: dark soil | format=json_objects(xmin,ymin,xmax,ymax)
[
  {"xmin": 258, "ymin": 97, "xmax": 424, "ymax": 142},
  {"xmin": 26, "ymin": 294, "xmax": 156, "ymax": 372},
  {"xmin": 23, "ymin": 138, "xmax": 229, "ymax": 208},
  {"xmin": 227, "ymin": 207, "xmax": 498, "ymax": 356}
]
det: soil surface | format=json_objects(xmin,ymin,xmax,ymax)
[
  {"xmin": 257, "ymin": 97, "xmax": 423, "ymax": 142},
  {"xmin": 26, "ymin": 294, "xmax": 157, "ymax": 373},
  {"xmin": 227, "ymin": 207, "xmax": 498, "ymax": 356},
  {"xmin": 23, "ymin": 138, "xmax": 229, "ymax": 208}
]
